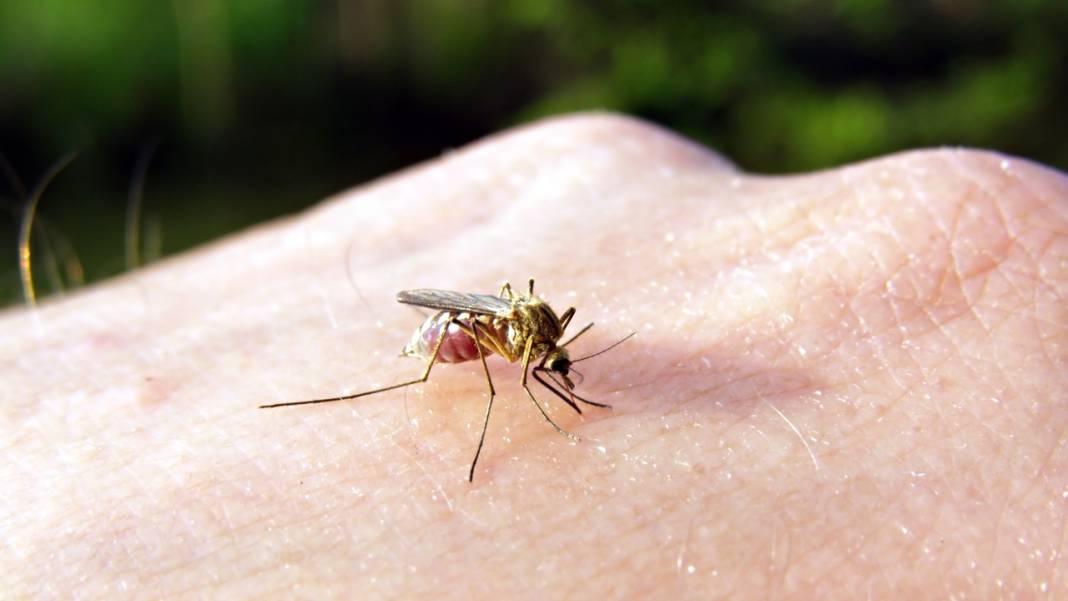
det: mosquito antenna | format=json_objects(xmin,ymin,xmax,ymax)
[
  {"xmin": 560, "ymin": 322, "xmax": 594, "ymax": 347},
  {"xmin": 572, "ymin": 331, "xmax": 636, "ymax": 363}
]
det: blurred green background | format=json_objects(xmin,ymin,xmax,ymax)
[{"xmin": 2, "ymin": 0, "xmax": 1066, "ymax": 305}]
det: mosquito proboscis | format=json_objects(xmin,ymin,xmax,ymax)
[{"xmin": 260, "ymin": 278, "xmax": 633, "ymax": 481}]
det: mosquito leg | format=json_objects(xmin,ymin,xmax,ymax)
[
  {"xmin": 520, "ymin": 339, "xmax": 579, "ymax": 441},
  {"xmin": 532, "ymin": 368, "xmax": 582, "ymax": 415},
  {"xmin": 558, "ymin": 307, "xmax": 575, "ymax": 332},
  {"xmin": 571, "ymin": 393, "xmax": 611, "ymax": 409},
  {"xmin": 466, "ymin": 320, "xmax": 497, "ymax": 482},
  {"xmin": 537, "ymin": 367, "xmax": 613, "ymax": 409},
  {"xmin": 259, "ymin": 320, "xmax": 449, "ymax": 409}
]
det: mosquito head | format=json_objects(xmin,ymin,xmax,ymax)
[{"xmin": 544, "ymin": 346, "xmax": 574, "ymax": 387}]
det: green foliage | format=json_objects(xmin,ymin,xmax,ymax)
[{"xmin": 2, "ymin": 0, "xmax": 1067, "ymax": 304}]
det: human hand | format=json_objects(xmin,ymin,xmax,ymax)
[{"xmin": 4, "ymin": 114, "xmax": 1066, "ymax": 598}]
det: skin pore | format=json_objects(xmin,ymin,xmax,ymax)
[{"xmin": 2, "ymin": 114, "xmax": 1066, "ymax": 598}]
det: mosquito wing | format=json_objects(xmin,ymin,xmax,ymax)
[{"xmin": 397, "ymin": 288, "xmax": 514, "ymax": 317}]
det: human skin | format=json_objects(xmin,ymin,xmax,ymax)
[{"xmin": 2, "ymin": 113, "xmax": 1067, "ymax": 599}]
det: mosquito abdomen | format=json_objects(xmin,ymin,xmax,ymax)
[{"xmin": 403, "ymin": 312, "xmax": 495, "ymax": 364}]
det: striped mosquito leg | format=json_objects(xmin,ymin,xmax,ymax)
[
  {"xmin": 466, "ymin": 319, "xmax": 498, "ymax": 482},
  {"xmin": 519, "ymin": 339, "xmax": 579, "ymax": 441}
]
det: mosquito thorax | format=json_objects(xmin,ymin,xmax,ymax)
[{"xmin": 510, "ymin": 294, "xmax": 565, "ymax": 347}]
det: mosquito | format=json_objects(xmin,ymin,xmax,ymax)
[{"xmin": 260, "ymin": 278, "xmax": 633, "ymax": 481}]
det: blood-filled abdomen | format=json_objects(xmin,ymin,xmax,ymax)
[{"xmin": 402, "ymin": 312, "xmax": 495, "ymax": 363}]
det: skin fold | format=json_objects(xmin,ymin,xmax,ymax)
[{"xmin": 2, "ymin": 113, "xmax": 1066, "ymax": 599}]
